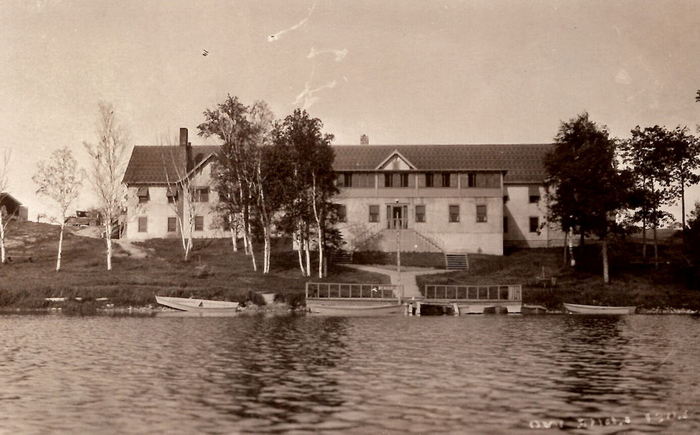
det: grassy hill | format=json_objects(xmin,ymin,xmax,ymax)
[
  {"xmin": 0, "ymin": 221, "xmax": 387, "ymax": 309},
  {"xmin": 417, "ymin": 247, "xmax": 700, "ymax": 311}
]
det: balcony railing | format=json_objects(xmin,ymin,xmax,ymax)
[
  {"xmin": 424, "ymin": 284, "xmax": 521, "ymax": 301},
  {"xmin": 306, "ymin": 282, "xmax": 404, "ymax": 300},
  {"xmin": 387, "ymin": 218, "xmax": 407, "ymax": 230}
]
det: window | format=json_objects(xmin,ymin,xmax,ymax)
[
  {"xmin": 384, "ymin": 173, "xmax": 408, "ymax": 188},
  {"xmin": 449, "ymin": 205, "xmax": 460, "ymax": 223},
  {"xmin": 503, "ymin": 216, "xmax": 509, "ymax": 233},
  {"xmin": 476, "ymin": 205, "xmax": 487, "ymax": 223},
  {"xmin": 369, "ymin": 205, "xmax": 379, "ymax": 223},
  {"xmin": 415, "ymin": 205, "xmax": 426, "ymax": 223},
  {"xmin": 353, "ymin": 173, "xmax": 374, "ymax": 188},
  {"xmin": 166, "ymin": 187, "xmax": 178, "ymax": 203},
  {"xmin": 442, "ymin": 173, "xmax": 451, "ymax": 187},
  {"xmin": 194, "ymin": 216, "xmax": 204, "ymax": 231},
  {"xmin": 138, "ymin": 216, "xmax": 147, "ymax": 233},
  {"xmin": 529, "ymin": 186, "xmax": 540, "ymax": 203},
  {"xmin": 467, "ymin": 173, "xmax": 476, "ymax": 187},
  {"xmin": 336, "ymin": 204, "xmax": 347, "ymax": 222},
  {"xmin": 425, "ymin": 173, "xmax": 434, "ymax": 187},
  {"xmin": 167, "ymin": 217, "xmax": 177, "ymax": 232},
  {"xmin": 529, "ymin": 217, "xmax": 540, "ymax": 233},
  {"xmin": 196, "ymin": 187, "xmax": 209, "ymax": 202},
  {"xmin": 343, "ymin": 173, "xmax": 352, "ymax": 188},
  {"xmin": 384, "ymin": 173, "xmax": 393, "ymax": 188},
  {"xmin": 137, "ymin": 187, "xmax": 149, "ymax": 203}
]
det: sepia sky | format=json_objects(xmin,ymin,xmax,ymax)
[{"xmin": 1, "ymin": 0, "xmax": 700, "ymax": 221}]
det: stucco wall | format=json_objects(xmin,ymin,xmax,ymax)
[
  {"xmin": 503, "ymin": 184, "xmax": 566, "ymax": 248},
  {"xmin": 336, "ymin": 182, "xmax": 504, "ymax": 255},
  {"xmin": 125, "ymin": 160, "xmax": 225, "ymax": 240}
]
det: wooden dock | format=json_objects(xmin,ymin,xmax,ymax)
[
  {"xmin": 305, "ymin": 282, "xmax": 522, "ymax": 315},
  {"xmin": 420, "ymin": 284, "xmax": 522, "ymax": 314}
]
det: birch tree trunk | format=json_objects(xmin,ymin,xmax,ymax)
[
  {"xmin": 106, "ymin": 221, "xmax": 113, "ymax": 271},
  {"xmin": 0, "ymin": 212, "xmax": 5, "ymax": 264},
  {"xmin": 230, "ymin": 227, "xmax": 238, "ymax": 253},
  {"xmin": 602, "ymin": 237, "xmax": 609, "ymax": 284},
  {"xmin": 297, "ymin": 233, "xmax": 307, "ymax": 276},
  {"xmin": 311, "ymin": 174, "xmax": 324, "ymax": 279},
  {"xmin": 56, "ymin": 222, "xmax": 64, "ymax": 271}
]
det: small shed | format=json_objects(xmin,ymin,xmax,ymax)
[{"xmin": 0, "ymin": 192, "xmax": 27, "ymax": 221}]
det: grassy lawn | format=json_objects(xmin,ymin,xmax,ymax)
[
  {"xmin": 0, "ymin": 222, "xmax": 388, "ymax": 309},
  {"xmin": 417, "ymin": 247, "xmax": 700, "ymax": 311}
]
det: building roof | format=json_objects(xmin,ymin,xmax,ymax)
[
  {"xmin": 332, "ymin": 144, "xmax": 553, "ymax": 184},
  {"xmin": 123, "ymin": 145, "xmax": 219, "ymax": 185},
  {"xmin": 124, "ymin": 143, "xmax": 553, "ymax": 185},
  {"xmin": 0, "ymin": 192, "xmax": 22, "ymax": 207}
]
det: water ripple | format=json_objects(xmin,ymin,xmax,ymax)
[{"xmin": 0, "ymin": 314, "xmax": 698, "ymax": 433}]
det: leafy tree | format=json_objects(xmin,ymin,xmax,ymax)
[
  {"xmin": 620, "ymin": 126, "xmax": 676, "ymax": 266},
  {"xmin": 0, "ymin": 149, "xmax": 12, "ymax": 264},
  {"xmin": 545, "ymin": 112, "xmax": 635, "ymax": 283},
  {"xmin": 199, "ymin": 96, "xmax": 258, "ymax": 271},
  {"xmin": 83, "ymin": 102, "xmax": 129, "ymax": 271},
  {"xmin": 33, "ymin": 147, "xmax": 82, "ymax": 271},
  {"xmin": 199, "ymin": 97, "xmax": 282, "ymax": 274},
  {"xmin": 665, "ymin": 127, "xmax": 700, "ymax": 231},
  {"xmin": 273, "ymin": 109, "xmax": 338, "ymax": 278}
]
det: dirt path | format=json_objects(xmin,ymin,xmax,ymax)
[
  {"xmin": 341, "ymin": 264, "xmax": 445, "ymax": 298},
  {"xmin": 113, "ymin": 239, "xmax": 150, "ymax": 259}
]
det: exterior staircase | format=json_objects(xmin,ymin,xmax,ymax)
[
  {"xmin": 371, "ymin": 228, "xmax": 444, "ymax": 253},
  {"xmin": 444, "ymin": 253, "xmax": 469, "ymax": 270}
]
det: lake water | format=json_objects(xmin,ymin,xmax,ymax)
[{"xmin": 0, "ymin": 313, "xmax": 698, "ymax": 434}]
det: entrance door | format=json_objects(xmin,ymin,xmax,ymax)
[{"xmin": 387, "ymin": 204, "xmax": 408, "ymax": 229}]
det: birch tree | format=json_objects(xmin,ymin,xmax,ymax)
[
  {"xmin": 274, "ymin": 109, "xmax": 337, "ymax": 278},
  {"xmin": 83, "ymin": 102, "xmax": 128, "ymax": 271},
  {"xmin": 199, "ymin": 96, "xmax": 258, "ymax": 271},
  {"xmin": 33, "ymin": 147, "xmax": 82, "ymax": 271},
  {"xmin": 0, "ymin": 149, "xmax": 11, "ymax": 264}
]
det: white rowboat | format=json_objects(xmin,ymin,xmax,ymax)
[
  {"xmin": 563, "ymin": 303, "xmax": 635, "ymax": 315},
  {"xmin": 155, "ymin": 296, "xmax": 240, "ymax": 312}
]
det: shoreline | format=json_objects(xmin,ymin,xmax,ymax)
[{"xmin": 1, "ymin": 303, "xmax": 697, "ymax": 316}]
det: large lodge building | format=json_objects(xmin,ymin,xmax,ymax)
[{"xmin": 123, "ymin": 129, "xmax": 564, "ymax": 256}]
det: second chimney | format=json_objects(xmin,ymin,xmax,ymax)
[
  {"xmin": 360, "ymin": 134, "xmax": 369, "ymax": 145},
  {"xmin": 180, "ymin": 128, "xmax": 188, "ymax": 146}
]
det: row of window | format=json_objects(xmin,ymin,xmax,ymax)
[
  {"xmin": 335, "ymin": 204, "xmax": 489, "ymax": 224},
  {"xmin": 335, "ymin": 172, "xmax": 502, "ymax": 189},
  {"xmin": 137, "ymin": 216, "xmax": 205, "ymax": 233},
  {"xmin": 336, "ymin": 204, "xmax": 542, "ymax": 233},
  {"xmin": 137, "ymin": 187, "xmax": 210, "ymax": 204}
]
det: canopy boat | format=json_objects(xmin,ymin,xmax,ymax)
[
  {"xmin": 305, "ymin": 282, "xmax": 404, "ymax": 316},
  {"xmin": 563, "ymin": 303, "xmax": 636, "ymax": 315},
  {"xmin": 306, "ymin": 302, "xmax": 404, "ymax": 316},
  {"xmin": 155, "ymin": 296, "xmax": 240, "ymax": 313}
]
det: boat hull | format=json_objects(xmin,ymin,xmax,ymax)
[
  {"xmin": 306, "ymin": 299, "xmax": 403, "ymax": 316},
  {"xmin": 155, "ymin": 296, "xmax": 240, "ymax": 313},
  {"xmin": 454, "ymin": 301, "xmax": 522, "ymax": 314},
  {"xmin": 563, "ymin": 303, "xmax": 635, "ymax": 315}
]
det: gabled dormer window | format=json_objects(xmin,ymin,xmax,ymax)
[
  {"xmin": 137, "ymin": 187, "xmax": 149, "ymax": 204},
  {"xmin": 166, "ymin": 186, "xmax": 178, "ymax": 203},
  {"xmin": 195, "ymin": 187, "xmax": 209, "ymax": 202}
]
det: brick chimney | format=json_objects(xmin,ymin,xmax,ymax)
[
  {"xmin": 180, "ymin": 128, "xmax": 193, "ymax": 172},
  {"xmin": 360, "ymin": 134, "xmax": 369, "ymax": 145},
  {"xmin": 179, "ymin": 128, "xmax": 188, "ymax": 146}
]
